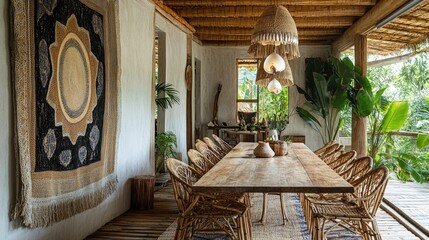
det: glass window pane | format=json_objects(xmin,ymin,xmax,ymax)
[{"xmin": 237, "ymin": 61, "xmax": 258, "ymax": 100}]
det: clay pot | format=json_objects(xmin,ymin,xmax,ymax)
[
  {"xmin": 274, "ymin": 140, "xmax": 288, "ymax": 156},
  {"xmin": 254, "ymin": 141, "xmax": 275, "ymax": 158}
]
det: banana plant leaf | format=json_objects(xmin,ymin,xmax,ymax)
[
  {"xmin": 356, "ymin": 89, "xmax": 374, "ymax": 117},
  {"xmin": 417, "ymin": 133, "xmax": 429, "ymax": 149},
  {"xmin": 313, "ymin": 73, "xmax": 329, "ymax": 116},
  {"xmin": 296, "ymin": 84, "xmax": 315, "ymax": 103},
  {"xmin": 296, "ymin": 107, "xmax": 322, "ymax": 128},
  {"xmin": 380, "ymin": 101, "xmax": 409, "ymax": 133}
]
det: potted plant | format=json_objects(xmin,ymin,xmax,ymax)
[{"xmin": 155, "ymin": 131, "xmax": 177, "ymax": 173}]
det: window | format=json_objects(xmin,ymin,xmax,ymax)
[
  {"xmin": 237, "ymin": 59, "xmax": 259, "ymax": 122},
  {"xmin": 236, "ymin": 59, "xmax": 289, "ymax": 126}
]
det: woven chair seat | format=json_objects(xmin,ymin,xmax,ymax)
[
  {"xmin": 304, "ymin": 193, "xmax": 346, "ymax": 204},
  {"xmin": 311, "ymin": 202, "xmax": 368, "ymax": 219},
  {"xmin": 193, "ymin": 200, "xmax": 248, "ymax": 216}
]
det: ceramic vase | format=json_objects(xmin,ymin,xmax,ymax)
[
  {"xmin": 254, "ymin": 141, "xmax": 275, "ymax": 158},
  {"xmin": 274, "ymin": 140, "xmax": 288, "ymax": 156}
]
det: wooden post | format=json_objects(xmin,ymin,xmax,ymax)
[
  {"xmin": 353, "ymin": 35, "xmax": 368, "ymax": 158},
  {"xmin": 186, "ymin": 33, "xmax": 193, "ymax": 150},
  {"xmin": 131, "ymin": 175, "xmax": 155, "ymax": 210}
]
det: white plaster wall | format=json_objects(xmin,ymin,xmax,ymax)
[
  {"xmin": 1, "ymin": 0, "xmax": 156, "ymax": 239},
  {"xmin": 200, "ymin": 45, "xmax": 331, "ymax": 150},
  {"xmin": 155, "ymin": 13, "xmax": 188, "ymax": 162},
  {"xmin": 200, "ymin": 46, "xmax": 250, "ymax": 127}
]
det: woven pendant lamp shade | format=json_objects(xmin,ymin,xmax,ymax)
[
  {"xmin": 256, "ymin": 58, "xmax": 294, "ymax": 87},
  {"xmin": 248, "ymin": 5, "xmax": 300, "ymax": 60}
]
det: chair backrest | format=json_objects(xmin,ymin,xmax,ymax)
[
  {"xmin": 329, "ymin": 150, "xmax": 357, "ymax": 172},
  {"xmin": 195, "ymin": 141, "xmax": 222, "ymax": 164},
  {"xmin": 203, "ymin": 137, "xmax": 226, "ymax": 157},
  {"xmin": 351, "ymin": 166, "xmax": 389, "ymax": 217},
  {"xmin": 321, "ymin": 147, "xmax": 342, "ymax": 164},
  {"xmin": 313, "ymin": 141, "xmax": 335, "ymax": 156},
  {"xmin": 320, "ymin": 143, "xmax": 340, "ymax": 158},
  {"xmin": 166, "ymin": 158, "xmax": 197, "ymax": 214},
  {"xmin": 187, "ymin": 149, "xmax": 214, "ymax": 178},
  {"xmin": 340, "ymin": 156, "xmax": 373, "ymax": 184},
  {"xmin": 212, "ymin": 134, "xmax": 233, "ymax": 152}
]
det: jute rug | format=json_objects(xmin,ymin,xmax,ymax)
[{"xmin": 158, "ymin": 193, "xmax": 311, "ymax": 240}]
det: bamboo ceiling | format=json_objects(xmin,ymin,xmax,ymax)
[
  {"xmin": 367, "ymin": 0, "xmax": 429, "ymax": 54},
  {"xmin": 161, "ymin": 0, "xmax": 429, "ymax": 55}
]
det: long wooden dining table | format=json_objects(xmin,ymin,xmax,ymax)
[{"xmin": 193, "ymin": 142, "xmax": 354, "ymax": 194}]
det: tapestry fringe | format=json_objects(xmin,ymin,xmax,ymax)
[{"xmin": 21, "ymin": 176, "xmax": 117, "ymax": 228}]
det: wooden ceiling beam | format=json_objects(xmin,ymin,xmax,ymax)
[
  {"xmin": 332, "ymin": 0, "xmax": 409, "ymax": 53},
  {"xmin": 195, "ymin": 27, "xmax": 347, "ymax": 36},
  {"xmin": 201, "ymin": 39, "xmax": 334, "ymax": 46},
  {"xmin": 154, "ymin": 0, "xmax": 195, "ymax": 33},
  {"xmin": 188, "ymin": 17, "xmax": 356, "ymax": 28},
  {"xmin": 197, "ymin": 34, "xmax": 340, "ymax": 41},
  {"xmin": 173, "ymin": 6, "xmax": 367, "ymax": 18},
  {"xmin": 163, "ymin": 0, "xmax": 377, "ymax": 7}
]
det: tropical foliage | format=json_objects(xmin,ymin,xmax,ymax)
[
  {"xmin": 155, "ymin": 131, "xmax": 177, "ymax": 173},
  {"xmin": 260, "ymin": 88, "xmax": 288, "ymax": 134},
  {"xmin": 296, "ymin": 57, "xmax": 374, "ymax": 144},
  {"xmin": 368, "ymin": 98, "xmax": 409, "ymax": 160},
  {"xmin": 362, "ymin": 53, "xmax": 429, "ymax": 183},
  {"xmin": 155, "ymin": 82, "xmax": 180, "ymax": 111}
]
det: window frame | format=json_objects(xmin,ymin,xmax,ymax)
[{"xmin": 236, "ymin": 58, "xmax": 260, "ymax": 122}]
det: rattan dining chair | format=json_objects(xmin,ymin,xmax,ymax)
[
  {"xmin": 195, "ymin": 140, "xmax": 222, "ymax": 164},
  {"xmin": 187, "ymin": 149, "xmax": 215, "ymax": 178},
  {"xmin": 212, "ymin": 134, "xmax": 233, "ymax": 152},
  {"xmin": 339, "ymin": 156, "xmax": 373, "ymax": 184},
  {"xmin": 313, "ymin": 141, "xmax": 335, "ymax": 156},
  {"xmin": 302, "ymin": 155, "xmax": 371, "ymax": 230},
  {"xmin": 319, "ymin": 143, "xmax": 340, "ymax": 158},
  {"xmin": 310, "ymin": 166, "xmax": 389, "ymax": 240},
  {"xmin": 166, "ymin": 158, "xmax": 251, "ymax": 240},
  {"xmin": 204, "ymin": 137, "xmax": 228, "ymax": 157},
  {"xmin": 320, "ymin": 145, "xmax": 344, "ymax": 164},
  {"xmin": 327, "ymin": 150, "xmax": 357, "ymax": 173}
]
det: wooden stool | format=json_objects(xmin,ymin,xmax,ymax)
[
  {"xmin": 131, "ymin": 175, "xmax": 155, "ymax": 210},
  {"xmin": 260, "ymin": 192, "xmax": 288, "ymax": 225}
]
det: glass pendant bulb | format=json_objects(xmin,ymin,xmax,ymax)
[
  {"xmin": 267, "ymin": 79, "xmax": 282, "ymax": 94},
  {"xmin": 263, "ymin": 52, "xmax": 286, "ymax": 74}
]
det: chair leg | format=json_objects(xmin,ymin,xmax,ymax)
[
  {"xmin": 279, "ymin": 193, "xmax": 288, "ymax": 225},
  {"xmin": 260, "ymin": 193, "xmax": 268, "ymax": 225},
  {"xmin": 175, "ymin": 217, "xmax": 188, "ymax": 240}
]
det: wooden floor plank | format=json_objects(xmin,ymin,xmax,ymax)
[{"xmin": 87, "ymin": 181, "xmax": 424, "ymax": 239}]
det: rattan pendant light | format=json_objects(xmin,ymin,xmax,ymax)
[
  {"xmin": 256, "ymin": 58, "xmax": 294, "ymax": 87},
  {"xmin": 248, "ymin": 5, "xmax": 300, "ymax": 60}
]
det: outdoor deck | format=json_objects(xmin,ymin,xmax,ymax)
[{"xmin": 87, "ymin": 180, "xmax": 428, "ymax": 240}]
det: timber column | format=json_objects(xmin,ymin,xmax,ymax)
[{"xmin": 353, "ymin": 35, "xmax": 368, "ymax": 158}]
